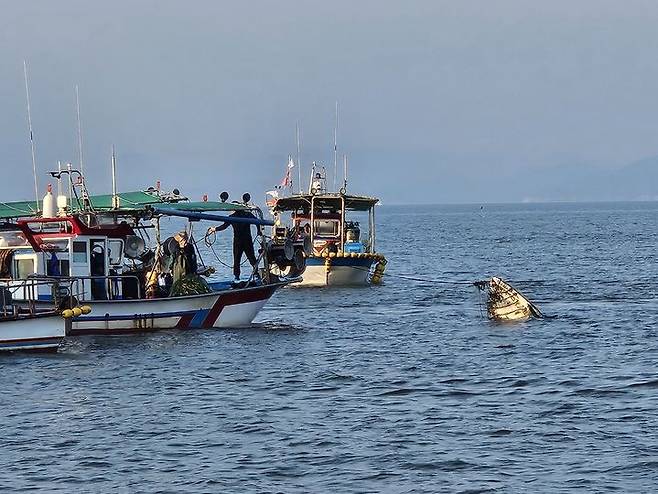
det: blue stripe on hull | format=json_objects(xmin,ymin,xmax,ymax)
[
  {"xmin": 77, "ymin": 310, "xmax": 196, "ymax": 322},
  {"xmin": 189, "ymin": 309, "xmax": 210, "ymax": 328},
  {"xmin": 0, "ymin": 339, "xmax": 61, "ymax": 351},
  {"xmin": 306, "ymin": 257, "xmax": 374, "ymax": 267}
]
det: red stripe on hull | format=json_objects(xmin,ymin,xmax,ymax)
[
  {"xmin": 176, "ymin": 314, "xmax": 194, "ymax": 329},
  {"xmin": 202, "ymin": 285, "xmax": 276, "ymax": 328}
]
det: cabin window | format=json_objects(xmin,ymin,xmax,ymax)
[
  {"xmin": 46, "ymin": 256, "xmax": 70, "ymax": 277},
  {"xmin": 0, "ymin": 232, "xmax": 29, "ymax": 248},
  {"xmin": 108, "ymin": 240, "xmax": 123, "ymax": 265},
  {"xmin": 314, "ymin": 220, "xmax": 339, "ymax": 237},
  {"xmin": 15, "ymin": 258, "xmax": 35, "ymax": 279},
  {"xmin": 72, "ymin": 241, "xmax": 88, "ymax": 264}
]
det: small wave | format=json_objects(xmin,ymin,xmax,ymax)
[
  {"xmin": 487, "ymin": 429, "xmax": 513, "ymax": 437},
  {"xmin": 626, "ymin": 379, "xmax": 658, "ymax": 389},
  {"xmin": 604, "ymin": 460, "xmax": 658, "ymax": 473},
  {"xmin": 571, "ymin": 387, "xmax": 629, "ymax": 397},
  {"xmin": 403, "ymin": 459, "xmax": 479, "ymax": 472},
  {"xmin": 378, "ymin": 388, "xmax": 416, "ymax": 397}
]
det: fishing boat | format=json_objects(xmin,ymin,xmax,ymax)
[
  {"xmin": 0, "ymin": 278, "xmax": 84, "ymax": 352},
  {"xmin": 268, "ymin": 163, "xmax": 386, "ymax": 287},
  {"xmin": 476, "ymin": 277, "xmax": 543, "ymax": 322},
  {"xmin": 0, "ymin": 167, "xmax": 305, "ymax": 336}
]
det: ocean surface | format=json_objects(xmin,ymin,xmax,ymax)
[{"xmin": 2, "ymin": 202, "xmax": 658, "ymax": 493}]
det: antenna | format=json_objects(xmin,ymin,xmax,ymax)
[
  {"xmin": 56, "ymin": 161, "xmax": 62, "ymax": 197},
  {"xmin": 343, "ymin": 154, "xmax": 348, "ymax": 192},
  {"xmin": 23, "ymin": 60, "xmax": 39, "ymax": 211},
  {"xmin": 333, "ymin": 101, "xmax": 338, "ymax": 192},
  {"xmin": 111, "ymin": 145, "xmax": 119, "ymax": 209},
  {"xmin": 309, "ymin": 161, "xmax": 316, "ymax": 194},
  {"xmin": 296, "ymin": 122, "xmax": 302, "ymax": 194},
  {"xmin": 75, "ymin": 85, "xmax": 85, "ymax": 179}
]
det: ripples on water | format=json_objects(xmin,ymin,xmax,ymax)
[{"xmin": 2, "ymin": 203, "xmax": 658, "ymax": 492}]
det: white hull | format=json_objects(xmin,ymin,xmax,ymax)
[
  {"xmin": 487, "ymin": 277, "xmax": 542, "ymax": 322},
  {"xmin": 297, "ymin": 263, "xmax": 371, "ymax": 287},
  {"xmin": 0, "ymin": 313, "xmax": 65, "ymax": 352},
  {"xmin": 56, "ymin": 284, "xmax": 280, "ymax": 336}
]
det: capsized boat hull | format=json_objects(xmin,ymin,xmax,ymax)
[
  {"xmin": 0, "ymin": 312, "xmax": 65, "ymax": 352},
  {"xmin": 487, "ymin": 277, "xmax": 542, "ymax": 322},
  {"xmin": 296, "ymin": 256, "xmax": 374, "ymax": 287},
  {"xmin": 49, "ymin": 283, "xmax": 281, "ymax": 336}
]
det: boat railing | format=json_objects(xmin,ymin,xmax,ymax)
[
  {"xmin": 60, "ymin": 274, "xmax": 144, "ymax": 301},
  {"xmin": 0, "ymin": 276, "xmax": 81, "ymax": 317}
]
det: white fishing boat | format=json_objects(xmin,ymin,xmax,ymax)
[
  {"xmin": 268, "ymin": 164, "xmax": 386, "ymax": 287},
  {"xmin": 0, "ymin": 168, "xmax": 304, "ymax": 336},
  {"xmin": 0, "ymin": 278, "xmax": 84, "ymax": 352}
]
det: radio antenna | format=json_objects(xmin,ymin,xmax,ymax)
[
  {"xmin": 23, "ymin": 60, "xmax": 39, "ymax": 211},
  {"xmin": 296, "ymin": 122, "xmax": 302, "ymax": 194},
  {"xmin": 75, "ymin": 85, "xmax": 85, "ymax": 179},
  {"xmin": 333, "ymin": 101, "xmax": 338, "ymax": 192},
  {"xmin": 111, "ymin": 145, "xmax": 119, "ymax": 209}
]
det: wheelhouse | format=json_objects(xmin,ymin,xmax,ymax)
[{"xmin": 273, "ymin": 193, "xmax": 379, "ymax": 256}]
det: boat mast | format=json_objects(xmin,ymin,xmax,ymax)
[
  {"xmin": 111, "ymin": 145, "xmax": 119, "ymax": 209},
  {"xmin": 296, "ymin": 122, "xmax": 302, "ymax": 194},
  {"xmin": 342, "ymin": 154, "xmax": 348, "ymax": 192},
  {"xmin": 308, "ymin": 161, "xmax": 316, "ymax": 194},
  {"xmin": 333, "ymin": 101, "xmax": 338, "ymax": 192},
  {"xmin": 23, "ymin": 60, "xmax": 39, "ymax": 211},
  {"xmin": 75, "ymin": 85, "xmax": 85, "ymax": 180}
]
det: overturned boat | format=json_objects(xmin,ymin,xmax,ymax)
[{"xmin": 476, "ymin": 276, "xmax": 543, "ymax": 322}]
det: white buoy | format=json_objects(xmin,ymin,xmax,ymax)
[
  {"xmin": 56, "ymin": 194, "xmax": 68, "ymax": 216},
  {"xmin": 42, "ymin": 184, "xmax": 55, "ymax": 218}
]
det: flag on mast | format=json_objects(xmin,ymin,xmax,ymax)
[{"xmin": 280, "ymin": 155, "xmax": 295, "ymax": 188}]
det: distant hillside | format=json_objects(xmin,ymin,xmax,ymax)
[{"xmin": 516, "ymin": 156, "xmax": 658, "ymax": 202}]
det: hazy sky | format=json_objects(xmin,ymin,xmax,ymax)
[{"xmin": 2, "ymin": 0, "xmax": 658, "ymax": 204}]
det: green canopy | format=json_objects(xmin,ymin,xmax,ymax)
[
  {"xmin": 0, "ymin": 200, "xmax": 40, "ymax": 220},
  {"xmin": 89, "ymin": 191, "xmax": 166, "ymax": 210},
  {"xmin": 154, "ymin": 201, "xmax": 248, "ymax": 213},
  {"xmin": 273, "ymin": 193, "xmax": 379, "ymax": 213},
  {"xmin": 0, "ymin": 191, "xmax": 251, "ymax": 220}
]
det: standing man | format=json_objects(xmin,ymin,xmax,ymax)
[{"xmin": 214, "ymin": 193, "xmax": 260, "ymax": 282}]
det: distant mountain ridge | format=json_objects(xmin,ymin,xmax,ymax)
[{"xmin": 516, "ymin": 155, "xmax": 658, "ymax": 203}]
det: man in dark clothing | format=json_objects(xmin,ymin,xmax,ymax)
[{"xmin": 215, "ymin": 194, "xmax": 260, "ymax": 281}]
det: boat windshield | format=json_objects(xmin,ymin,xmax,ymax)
[
  {"xmin": 0, "ymin": 231, "xmax": 30, "ymax": 248},
  {"xmin": 314, "ymin": 219, "xmax": 339, "ymax": 237}
]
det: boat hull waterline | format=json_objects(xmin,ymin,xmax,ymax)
[
  {"xmin": 0, "ymin": 313, "xmax": 65, "ymax": 352},
  {"xmin": 295, "ymin": 257, "xmax": 374, "ymax": 287},
  {"xmin": 59, "ymin": 284, "xmax": 280, "ymax": 336}
]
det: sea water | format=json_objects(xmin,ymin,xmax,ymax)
[{"xmin": 2, "ymin": 202, "xmax": 658, "ymax": 492}]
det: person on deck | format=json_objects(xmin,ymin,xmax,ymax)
[{"xmin": 214, "ymin": 193, "xmax": 260, "ymax": 282}]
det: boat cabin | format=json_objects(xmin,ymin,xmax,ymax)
[
  {"xmin": 272, "ymin": 193, "xmax": 379, "ymax": 257},
  {"xmin": 0, "ymin": 215, "xmax": 136, "ymax": 301}
]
